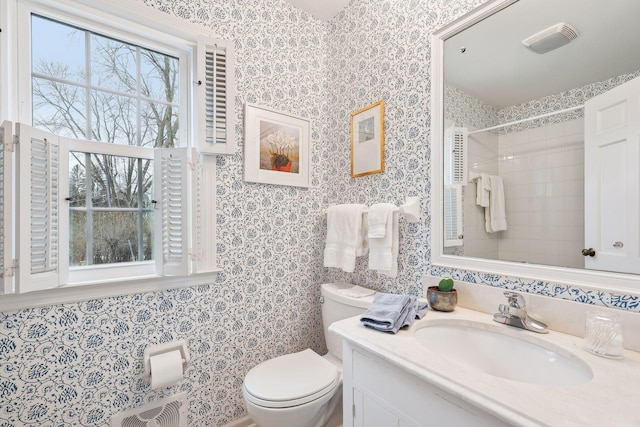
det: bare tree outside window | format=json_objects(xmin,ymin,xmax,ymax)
[{"xmin": 31, "ymin": 15, "xmax": 180, "ymax": 266}]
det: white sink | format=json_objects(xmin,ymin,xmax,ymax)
[{"xmin": 414, "ymin": 320, "xmax": 593, "ymax": 386}]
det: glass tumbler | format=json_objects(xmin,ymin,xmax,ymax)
[{"xmin": 584, "ymin": 311, "xmax": 624, "ymax": 359}]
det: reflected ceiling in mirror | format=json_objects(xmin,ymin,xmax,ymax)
[{"xmin": 444, "ymin": 0, "xmax": 640, "ymax": 109}]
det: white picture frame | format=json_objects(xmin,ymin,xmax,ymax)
[{"xmin": 244, "ymin": 103, "xmax": 311, "ymax": 188}]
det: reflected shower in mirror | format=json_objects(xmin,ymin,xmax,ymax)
[{"xmin": 441, "ymin": 0, "xmax": 640, "ymax": 275}]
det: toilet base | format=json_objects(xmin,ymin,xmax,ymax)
[{"xmin": 244, "ymin": 385, "xmax": 342, "ymax": 427}]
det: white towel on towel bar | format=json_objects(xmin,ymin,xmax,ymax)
[
  {"xmin": 368, "ymin": 208, "xmax": 399, "ymax": 278},
  {"xmin": 368, "ymin": 203, "xmax": 395, "ymax": 238},
  {"xmin": 324, "ymin": 204, "xmax": 368, "ymax": 272},
  {"xmin": 485, "ymin": 175, "xmax": 507, "ymax": 233},
  {"xmin": 476, "ymin": 173, "xmax": 491, "ymax": 208}
]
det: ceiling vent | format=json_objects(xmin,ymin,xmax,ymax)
[{"xmin": 522, "ymin": 22, "xmax": 579, "ymax": 54}]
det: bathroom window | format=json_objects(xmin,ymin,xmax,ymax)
[
  {"xmin": 0, "ymin": 0, "xmax": 232, "ymax": 296},
  {"xmin": 30, "ymin": 15, "xmax": 183, "ymax": 148}
]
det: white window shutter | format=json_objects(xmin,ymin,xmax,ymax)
[
  {"xmin": 154, "ymin": 147, "xmax": 194, "ymax": 276},
  {"xmin": 192, "ymin": 154, "xmax": 217, "ymax": 274},
  {"xmin": 196, "ymin": 36, "xmax": 235, "ymax": 155},
  {"xmin": 1, "ymin": 121, "xmax": 14, "ymax": 294},
  {"xmin": 444, "ymin": 184, "xmax": 464, "ymax": 247},
  {"xmin": 15, "ymin": 123, "xmax": 61, "ymax": 292},
  {"xmin": 444, "ymin": 127, "xmax": 468, "ymax": 185}
]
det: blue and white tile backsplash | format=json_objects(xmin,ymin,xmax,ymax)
[{"xmin": 1, "ymin": 0, "xmax": 639, "ymax": 426}]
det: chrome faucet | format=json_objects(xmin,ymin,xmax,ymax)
[{"xmin": 493, "ymin": 291, "xmax": 548, "ymax": 334}]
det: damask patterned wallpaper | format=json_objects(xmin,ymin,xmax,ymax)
[
  {"xmin": 1, "ymin": 0, "xmax": 331, "ymax": 425},
  {"xmin": 1, "ymin": 0, "xmax": 639, "ymax": 426},
  {"xmin": 445, "ymin": 84, "xmax": 498, "ymax": 130}
]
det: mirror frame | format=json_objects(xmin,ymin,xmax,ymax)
[{"xmin": 430, "ymin": 0, "xmax": 640, "ymax": 296}]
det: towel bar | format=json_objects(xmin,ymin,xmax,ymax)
[{"xmin": 325, "ymin": 197, "xmax": 421, "ymax": 223}]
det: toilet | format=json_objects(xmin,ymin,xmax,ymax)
[{"xmin": 242, "ymin": 282, "xmax": 376, "ymax": 427}]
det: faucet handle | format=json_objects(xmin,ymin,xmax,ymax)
[
  {"xmin": 503, "ymin": 291, "xmax": 526, "ymax": 308},
  {"xmin": 498, "ymin": 303, "xmax": 510, "ymax": 314}
]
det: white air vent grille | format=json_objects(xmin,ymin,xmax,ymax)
[
  {"xmin": 522, "ymin": 22, "xmax": 579, "ymax": 54},
  {"xmin": 559, "ymin": 23, "xmax": 578, "ymax": 41},
  {"xmin": 444, "ymin": 127, "xmax": 468, "ymax": 185},
  {"xmin": 111, "ymin": 393, "xmax": 187, "ymax": 427}
]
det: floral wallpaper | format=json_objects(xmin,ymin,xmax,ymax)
[
  {"xmin": 1, "ymin": 0, "xmax": 640, "ymax": 426},
  {"xmin": 496, "ymin": 70, "xmax": 640, "ymax": 134},
  {"xmin": 445, "ymin": 84, "xmax": 498, "ymax": 130},
  {"xmin": 1, "ymin": 0, "xmax": 330, "ymax": 425}
]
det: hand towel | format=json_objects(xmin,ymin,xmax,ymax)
[
  {"xmin": 367, "ymin": 203, "xmax": 394, "ymax": 238},
  {"xmin": 476, "ymin": 173, "xmax": 491, "ymax": 207},
  {"xmin": 324, "ymin": 204, "xmax": 368, "ymax": 273},
  {"xmin": 485, "ymin": 175, "xmax": 507, "ymax": 233},
  {"xmin": 368, "ymin": 209, "xmax": 399, "ymax": 278},
  {"xmin": 360, "ymin": 293, "xmax": 429, "ymax": 334}
]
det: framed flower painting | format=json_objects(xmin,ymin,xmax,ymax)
[{"xmin": 244, "ymin": 103, "xmax": 311, "ymax": 188}]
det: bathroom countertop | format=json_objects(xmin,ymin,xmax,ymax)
[{"xmin": 329, "ymin": 307, "xmax": 640, "ymax": 427}]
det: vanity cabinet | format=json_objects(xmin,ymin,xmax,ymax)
[{"xmin": 343, "ymin": 341, "xmax": 510, "ymax": 427}]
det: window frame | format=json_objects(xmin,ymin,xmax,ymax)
[
  {"xmin": 0, "ymin": 0, "xmax": 227, "ymax": 308},
  {"xmin": 62, "ymin": 139, "xmax": 158, "ymax": 284},
  {"xmin": 18, "ymin": 3, "xmax": 192, "ymax": 147},
  {"xmin": 21, "ymin": 6, "xmax": 190, "ymax": 283}
]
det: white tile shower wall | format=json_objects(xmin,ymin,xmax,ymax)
[
  {"xmin": 2, "ymin": 1, "xmax": 640, "ymax": 427},
  {"xmin": 498, "ymin": 118, "xmax": 584, "ymax": 268}
]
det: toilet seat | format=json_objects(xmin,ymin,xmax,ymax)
[{"xmin": 243, "ymin": 349, "xmax": 341, "ymax": 409}]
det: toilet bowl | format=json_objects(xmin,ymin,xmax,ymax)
[
  {"xmin": 242, "ymin": 282, "xmax": 375, "ymax": 427},
  {"xmin": 242, "ymin": 349, "xmax": 342, "ymax": 427}
]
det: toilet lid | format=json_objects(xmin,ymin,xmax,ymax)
[{"xmin": 243, "ymin": 349, "xmax": 340, "ymax": 408}]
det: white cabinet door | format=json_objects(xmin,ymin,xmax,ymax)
[
  {"xmin": 344, "ymin": 342, "xmax": 510, "ymax": 427},
  {"xmin": 353, "ymin": 388, "xmax": 407, "ymax": 427},
  {"xmin": 584, "ymin": 75, "xmax": 640, "ymax": 273}
]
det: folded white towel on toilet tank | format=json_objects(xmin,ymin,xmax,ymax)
[
  {"xmin": 335, "ymin": 284, "xmax": 376, "ymax": 298},
  {"xmin": 360, "ymin": 293, "xmax": 428, "ymax": 334}
]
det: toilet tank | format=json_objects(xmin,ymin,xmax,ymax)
[{"xmin": 321, "ymin": 282, "xmax": 376, "ymax": 360}]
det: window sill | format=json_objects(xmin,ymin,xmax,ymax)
[{"xmin": 0, "ymin": 270, "xmax": 221, "ymax": 312}]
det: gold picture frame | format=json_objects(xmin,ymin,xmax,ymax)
[{"xmin": 350, "ymin": 100, "xmax": 385, "ymax": 177}]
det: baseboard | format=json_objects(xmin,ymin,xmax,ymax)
[{"xmin": 222, "ymin": 415, "xmax": 256, "ymax": 427}]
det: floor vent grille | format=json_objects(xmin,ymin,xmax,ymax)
[{"xmin": 111, "ymin": 393, "xmax": 187, "ymax": 427}]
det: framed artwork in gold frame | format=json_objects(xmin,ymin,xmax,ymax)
[{"xmin": 350, "ymin": 100, "xmax": 385, "ymax": 177}]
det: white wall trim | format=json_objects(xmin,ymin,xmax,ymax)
[
  {"xmin": 222, "ymin": 416, "xmax": 255, "ymax": 427},
  {"xmin": 0, "ymin": 270, "xmax": 221, "ymax": 312}
]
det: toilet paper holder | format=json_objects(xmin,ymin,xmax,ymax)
[{"xmin": 143, "ymin": 340, "xmax": 190, "ymax": 379}]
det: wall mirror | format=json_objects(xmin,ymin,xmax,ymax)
[{"xmin": 431, "ymin": 0, "xmax": 640, "ymax": 293}]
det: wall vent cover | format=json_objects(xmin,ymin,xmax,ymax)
[{"xmin": 111, "ymin": 393, "xmax": 187, "ymax": 427}]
